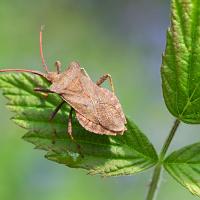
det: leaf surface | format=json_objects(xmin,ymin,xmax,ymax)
[
  {"xmin": 161, "ymin": 0, "xmax": 200, "ymax": 123},
  {"xmin": 164, "ymin": 143, "xmax": 200, "ymax": 197},
  {"xmin": 0, "ymin": 73, "xmax": 158, "ymax": 176}
]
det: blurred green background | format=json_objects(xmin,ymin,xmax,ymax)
[{"xmin": 0, "ymin": 0, "xmax": 200, "ymax": 200}]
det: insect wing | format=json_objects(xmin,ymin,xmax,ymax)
[
  {"xmin": 94, "ymin": 87, "xmax": 126, "ymax": 132},
  {"xmin": 61, "ymin": 73, "xmax": 99, "ymax": 124},
  {"xmin": 61, "ymin": 69, "xmax": 126, "ymax": 132},
  {"xmin": 76, "ymin": 112, "xmax": 119, "ymax": 135}
]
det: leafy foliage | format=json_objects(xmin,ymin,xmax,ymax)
[
  {"xmin": 160, "ymin": 1, "xmax": 200, "ymax": 198},
  {"xmin": 161, "ymin": 0, "xmax": 200, "ymax": 124},
  {"xmin": 0, "ymin": 73, "xmax": 158, "ymax": 176},
  {"xmin": 164, "ymin": 143, "xmax": 200, "ymax": 197},
  {"xmin": 2, "ymin": 0, "xmax": 200, "ymax": 199}
]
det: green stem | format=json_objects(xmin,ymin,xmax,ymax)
[
  {"xmin": 159, "ymin": 119, "xmax": 180, "ymax": 161},
  {"xmin": 146, "ymin": 119, "xmax": 181, "ymax": 200},
  {"xmin": 146, "ymin": 164, "xmax": 162, "ymax": 200}
]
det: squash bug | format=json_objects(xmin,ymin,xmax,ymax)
[{"xmin": 0, "ymin": 28, "xmax": 127, "ymax": 139}]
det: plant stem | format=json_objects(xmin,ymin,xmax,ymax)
[
  {"xmin": 146, "ymin": 164, "xmax": 162, "ymax": 200},
  {"xmin": 159, "ymin": 119, "xmax": 180, "ymax": 161},
  {"xmin": 146, "ymin": 119, "xmax": 181, "ymax": 200}
]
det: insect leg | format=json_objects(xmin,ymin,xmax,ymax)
[
  {"xmin": 96, "ymin": 74, "xmax": 115, "ymax": 93},
  {"xmin": 49, "ymin": 101, "xmax": 65, "ymax": 121},
  {"xmin": 67, "ymin": 107, "xmax": 74, "ymax": 140},
  {"xmin": 34, "ymin": 87, "xmax": 54, "ymax": 93},
  {"xmin": 55, "ymin": 61, "xmax": 61, "ymax": 74},
  {"xmin": 67, "ymin": 109, "xmax": 84, "ymax": 157},
  {"xmin": 80, "ymin": 68, "xmax": 89, "ymax": 77}
]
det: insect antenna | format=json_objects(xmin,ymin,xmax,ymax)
[
  {"xmin": 40, "ymin": 25, "xmax": 49, "ymax": 73},
  {"xmin": 0, "ymin": 68, "xmax": 47, "ymax": 79}
]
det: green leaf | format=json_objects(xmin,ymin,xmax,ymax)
[
  {"xmin": 0, "ymin": 73, "xmax": 158, "ymax": 176},
  {"xmin": 161, "ymin": 0, "xmax": 200, "ymax": 123},
  {"xmin": 164, "ymin": 143, "xmax": 200, "ymax": 197}
]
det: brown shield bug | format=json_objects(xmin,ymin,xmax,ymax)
[{"xmin": 0, "ymin": 28, "xmax": 127, "ymax": 139}]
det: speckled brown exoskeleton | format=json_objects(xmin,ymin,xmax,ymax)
[{"xmin": 0, "ymin": 29, "xmax": 127, "ymax": 139}]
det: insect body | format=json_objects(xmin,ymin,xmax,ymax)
[
  {"xmin": 0, "ymin": 29, "xmax": 127, "ymax": 138},
  {"xmin": 47, "ymin": 61, "xmax": 127, "ymax": 136}
]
